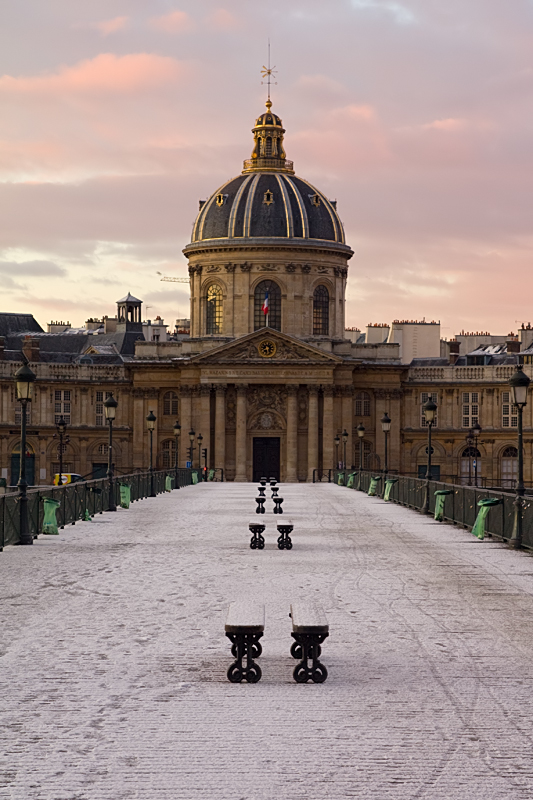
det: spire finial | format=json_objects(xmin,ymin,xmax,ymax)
[{"xmin": 261, "ymin": 39, "xmax": 277, "ymax": 106}]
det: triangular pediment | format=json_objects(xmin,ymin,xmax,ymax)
[{"xmin": 190, "ymin": 329, "xmax": 342, "ymax": 365}]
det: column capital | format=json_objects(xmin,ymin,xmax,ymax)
[
  {"xmin": 236, "ymin": 384, "xmax": 248, "ymax": 396},
  {"xmin": 308, "ymin": 385, "xmax": 319, "ymax": 396},
  {"xmin": 322, "ymin": 385, "xmax": 334, "ymax": 398},
  {"xmin": 216, "ymin": 384, "xmax": 228, "ymax": 395},
  {"xmin": 199, "ymin": 385, "xmax": 212, "ymax": 396}
]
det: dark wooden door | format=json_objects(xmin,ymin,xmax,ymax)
[{"xmin": 253, "ymin": 437, "xmax": 280, "ymax": 482}]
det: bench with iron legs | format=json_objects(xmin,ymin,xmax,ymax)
[
  {"xmin": 260, "ymin": 477, "xmax": 267, "ymax": 486},
  {"xmin": 249, "ymin": 522, "xmax": 265, "ymax": 549},
  {"xmin": 273, "ymin": 496, "xmax": 284, "ymax": 514},
  {"xmin": 257, "ymin": 485, "xmax": 266, "ymax": 498},
  {"xmin": 255, "ymin": 496, "xmax": 266, "ymax": 514},
  {"xmin": 277, "ymin": 522, "xmax": 293, "ymax": 549},
  {"xmin": 289, "ymin": 603, "xmax": 329, "ymax": 683},
  {"xmin": 269, "ymin": 478, "xmax": 277, "ymax": 487},
  {"xmin": 271, "ymin": 486, "xmax": 279, "ymax": 498},
  {"xmin": 225, "ymin": 602, "xmax": 264, "ymax": 683}
]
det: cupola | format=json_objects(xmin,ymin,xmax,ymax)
[{"xmin": 242, "ymin": 100, "xmax": 294, "ymax": 174}]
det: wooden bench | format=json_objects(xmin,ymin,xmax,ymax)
[
  {"xmin": 289, "ymin": 603, "xmax": 329, "ymax": 683},
  {"xmin": 225, "ymin": 602, "xmax": 264, "ymax": 683},
  {"xmin": 277, "ymin": 521, "xmax": 293, "ymax": 550},
  {"xmin": 248, "ymin": 521, "xmax": 265, "ymax": 549}
]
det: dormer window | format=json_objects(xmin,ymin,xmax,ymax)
[
  {"xmin": 309, "ymin": 193, "xmax": 321, "ymax": 207},
  {"xmin": 216, "ymin": 193, "xmax": 228, "ymax": 207},
  {"xmin": 263, "ymin": 190, "xmax": 274, "ymax": 206}
]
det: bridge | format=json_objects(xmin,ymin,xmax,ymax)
[{"xmin": 2, "ymin": 482, "xmax": 533, "ymax": 798}]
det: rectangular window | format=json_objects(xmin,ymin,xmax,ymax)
[
  {"xmin": 462, "ymin": 392, "xmax": 479, "ymax": 428},
  {"xmin": 502, "ymin": 391, "xmax": 518, "ymax": 428},
  {"xmin": 54, "ymin": 390, "xmax": 71, "ymax": 425},
  {"xmin": 421, "ymin": 392, "xmax": 438, "ymax": 428},
  {"xmin": 15, "ymin": 405, "xmax": 31, "ymax": 425},
  {"xmin": 95, "ymin": 390, "xmax": 111, "ymax": 427}
]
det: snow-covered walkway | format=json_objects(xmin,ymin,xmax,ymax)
[{"xmin": 2, "ymin": 482, "xmax": 533, "ymax": 799}]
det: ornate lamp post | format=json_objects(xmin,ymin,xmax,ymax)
[
  {"xmin": 197, "ymin": 433, "xmax": 203, "ymax": 480},
  {"xmin": 54, "ymin": 416, "xmax": 68, "ymax": 485},
  {"xmin": 342, "ymin": 429, "xmax": 348, "ymax": 470},
  {"xmin": 357, "ymin": 423, "xmax": 365, "ymax": 470},
  {"xmin": 104, "ymin": 393, "xmax": 118, "ymax": 511},
  {"xmin": 381, "ymin": 412, "xmax": 391, "ymax": 476},
  {"xmin": 146, "ymin": 410, "xmax": 156, "ymax": 497},
  {"xmin": 472, "ymin": 421, "xmax": 482, "ymax": 487},
  {"xmin": 188, "ymin": 429, "xmax": 195, "ymax": 466},
  {"xmin": 14, "ymin": 363, "xmax": 36, "ymax": 545},
  {"xmin": 509, "ymin": 365, "xmax": 530, "ymax": 548},
  {"xmin": 465, "ymin": 429, "xmax": 474, "ymax": 486},
  {"xmin": 173, "ymin": 420, "xmax": 181, "ymax": 489},
  {"xmin": 422, "ymin": 398, "xmax": 437, "ymax": 514},
  {"xmin": 334, "ymin": 434, "xmax": 340, "ymax": 470}
]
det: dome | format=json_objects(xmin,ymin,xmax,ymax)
[{"xmin": 189, "ymin": 100, "xmax": 346, "ymax": 246}]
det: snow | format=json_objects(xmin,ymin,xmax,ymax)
[{"xmin": 2, "ymin": 482, "xmax": 533, "ymax": 799}]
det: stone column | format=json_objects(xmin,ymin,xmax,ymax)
[
  {"xmin": 224, "ymin": 265, "xmax": 235, "ymax": 336},
  {"xmin": 215, "ymin": 386, "xmax": 226, "ymax": 471},
  {"xmin": 286, "ymin": 387, "xmax": 298, "ymax": 482},
  {"xmin": 341, "ymin": 386, "xmax": 354, "ymax": 467},
  {"xmin": 180, "ymin": 386, "xmax": 192, "ymax": 466},
  {"xmin": 132, "ymin": 389, "xmax": 146, "ymax": 471},
  {"xmin": 198, "ymin": 386, "xmax": 211, "ymax": 470},
  {"xmin": 307, "ymin": 386, "xmax": 319, "ymax": 481},
  {"xmin": 322, "ymin": 387, "xmax": 334, "ymax": 471},
  {"xmin": 80, "ymin": 388, "xmax": 89, "ymax": 426},
  {"xmin": 235, "ymin": 385, "xmax": 248, "ymax": 481}
]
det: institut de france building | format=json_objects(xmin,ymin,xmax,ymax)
[{"xmin": 0, "ymin": 101, "xmax": 531, "ymax": 486}]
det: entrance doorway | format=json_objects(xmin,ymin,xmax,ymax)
[
  {"xmin": 253, "ymin": 437, "xmax": 280, "ymax": 482},
  {"xmin": 10, "ymin": 442, "xmax": 35, "ymax": 486}
]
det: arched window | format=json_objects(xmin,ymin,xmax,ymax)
[
  {"xmin": 355, "ymin": 391, "xmax": 371, "ymax": 417},
  {"xmin": 206, "ymin": 284, "xmax": 223, "ymax": 335},
  {"xmin": 501, "ymin": 446, "xmax": 518, "ymax": 488},
  {"xmin": 163, "ymin": 391, "xmax": 178, "ymax": 416},
  {"xmin": 162, "ymin": 439, "xmax": 176, "ymax": 469},
  {"xmin": 254, "ymin": 280, "xmax": 281, "ymax": 332},
  {"xmin": 98, "ymin": 443, "xmax": 109, "ymax": 456},
  {"xmin": 265, "ymin": 136, "xmax": 273, "ymax": 156},
  {"xmin": 313, "ymin": 285, "xmax": 329, "ymax": 335}
]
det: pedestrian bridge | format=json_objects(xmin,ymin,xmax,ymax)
[{"xmin": 2, "ymin": 483, "xmax": 533, "ymax": 799}]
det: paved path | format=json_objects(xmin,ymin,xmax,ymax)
[{"xmin": 2, "ymin": 483, "xmax": 533, "ymax": 799}]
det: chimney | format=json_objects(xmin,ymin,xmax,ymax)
[
  {"xmin": 506, "ymin": 338, "xmax": 520, "ymax": 354},
  {"xmin": 22, "ymin": 335, "xmax": 40, "ymax": 363},
  {"xmin": 448, "ymin": 339, "xmax": 460, "ymax": 365}
]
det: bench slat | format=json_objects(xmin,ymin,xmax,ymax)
[
  {"xmin": 225, "ymin": 601, "xmax": 265, "ymax": 633},
  {"xmin": 290, "ymin": 603, "xmax": 329, "ymax": 634}
]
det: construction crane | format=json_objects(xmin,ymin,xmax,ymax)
[{"xmin": 159, "ymin": 276, "xmax": 189, "ymax": 284}]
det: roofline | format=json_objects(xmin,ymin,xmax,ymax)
[{"xmin": 183, "ymin": 237, "xmax": 354, "ymax": 259}]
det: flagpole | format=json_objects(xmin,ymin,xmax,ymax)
[{"xmin": 266, "ymin": 311, "xmax": 269, "ymax": 328}]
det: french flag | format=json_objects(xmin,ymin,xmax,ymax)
[{"xmin": 262, "ymin": 291, "xmax": 269, "ymax": 316}]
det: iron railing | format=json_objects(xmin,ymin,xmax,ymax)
[
  {"xmin": 331, "ymin": 469, "xmax": 533, "ymax": 549},
  {"xmin": 0, "ymin": 468, "xmax": 193, "ymax": 550}
]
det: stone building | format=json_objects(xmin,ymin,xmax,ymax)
[{"xmin": 0, "ymin": 100, "xmax": 531, "ymax": 487}]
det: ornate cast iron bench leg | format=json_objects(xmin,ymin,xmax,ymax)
[
  {"xmin": 291, "ymin": 631, "xmax": 328, "ymax": 683},
  {"xmin": 249, "ymin": 523, "xmax": 265, "ymax": 549},
  {"xmin": 255, "ymin": 496, "xmax": 266, "ymax": 514},
  {"xmin": 277, "ymin": 523, "xmax": 293, "ymax": 549},
  {"xmin": 226, "ymin": 630, "xmax": 263, "ymax": 683}
]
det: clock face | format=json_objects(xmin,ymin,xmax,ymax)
[{"xmin": 258, "ymin": 339, "xmax": 277, "ymax": 358}]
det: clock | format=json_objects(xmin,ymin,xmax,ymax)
[{"xmin": 258, "ymin": 339, "xmax": 277, "ymax": 358}]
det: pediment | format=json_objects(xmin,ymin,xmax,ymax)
[{"xmin": 190, "ymin": 329, "xmax": 342, "ymax": 365}]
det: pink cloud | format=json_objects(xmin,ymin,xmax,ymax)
[
  {"xmin": 208, "ymin": 9, "xmax": 241, "ymax": 29},
  {"xmin": 149, "ymin": 11, "xmax": 194, "ymax": 33},
  {"xmin": 94, "ymin": 16, "xmax": 128, "ymax": 36},
  {"xmin": 422, "ymin": 118, "xmax": 467, "ymax": 131},
  {"xmin": 0, "ymin": 53, "xmax": 183, "ymax": 96}
]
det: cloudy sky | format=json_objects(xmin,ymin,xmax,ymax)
[{"xmin": 1, "ymin": 0, "xmax": 532, "ymax": 337}]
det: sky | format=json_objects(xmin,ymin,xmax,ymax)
[{"xmin": 1, "ymin": 0, "xmax": 533, "ymax": 337}]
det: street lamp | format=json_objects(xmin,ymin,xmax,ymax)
[
  {"xmin": 197, "ymin": 433, "xmax": 203, "ymax": 480},
  {"xmin": 357, "ymin": 423, "xmax": 365, "ymax": 470},
  {"xmin": 188, "ymin": 429, "xmax": 195, "ymax": 466},
  {"xmin": 104, "ymin": 393, "xmax": 118, "ymax": 511},
  {"xmin": 472, "ymin": 421, "xmax": 482, "ymax": 487},
  {"xmin": 509, "ymin": 365, "xmax": 530, "ymax": 548},
  {"xmin": 342, "ymin": 429, "xmax": 348, "ymax": 470},
  {"xmin": 14, "ymin": 363, "xmax": 36, "ymax": 545},
  {"xmin": 381, "ymin": 412, "xmax": 391, "ymax": 476},
  {"xmin": 334, "ymin": 434, "xmax": 340, "ymax": 470},
  {"xmin": 465, "ymin": 429, "xmax": 474, "ymax": 486},
  {"xmin": 54, "ymin": 415, "xmax": 68, "ymax": 486},
  {"xmin": 173, "ymin": 420, "xmax": 181, "ymax": 489},
  {"xmin": 422, "ymin": 398, "xmax": 437, "ymax": 514},
  {"xmin": 146, "ymin": 410, "xmax": 156, "ymax": 497}
]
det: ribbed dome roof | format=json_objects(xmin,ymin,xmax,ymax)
[{"xmin": 191, "ymin": 173, "xmax": 345, "ymax": 244}]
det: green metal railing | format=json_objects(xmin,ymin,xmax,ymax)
[
  {"xmin": 333, "ymin": 469, "xmax": 532, "ymax": 549},
  {"xmin": 0, "ymin": 468, "xmax": 194, "ymax": 550}
]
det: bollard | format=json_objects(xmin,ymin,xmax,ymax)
[
  {"xmin": 277, "ymin": 522, "xmax": 293, "ymax": 549},
  {"xmin": 257, "ymin": 486, "xmax": 266, "ymax": 498},
  {"xmin": 249, "ymin": 522, "xmax": 266, "ymax": 550},
  {"xmin": 271, "ymin": 486, "xmax": 279, "ymax": 498},
  {"xmin": 255, "ymin": 496, "xmax": 266, "ymax": 515},
  {"xmin": 42, "ymin": 498, "xmax": 61, "ymax": 535},
  {"xmin": 273, "ymin": 496, "xmax": 284, "ymax": 515}
]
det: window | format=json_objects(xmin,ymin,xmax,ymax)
[
  {"xmin": 460, "ymin": 446, "xmax": 481, "ymax": 485},
  {"xmin": 52, "ymin": 462, "xmax": 72, "ymax": 476},
  {"xmin": 163, "ymin": 391, "xmax": 178, "ymax": 416},
  {"xmin": 55, "ymin": 390, "xmax": 71, "ymax": 425},
  {"xmin": 254, "ymin": 280, "xmax": 281, "ymax": 332},
  {"xmin": 501, "ymin": 446, "xmax": 518, "ymax": 488},
  {"xmin": 502, "ymin": 392, "xmax": 518, "ymax": 428},
  {"xmin": 263, "ymin": 189, "xmax": 274, "ymax": 205},
  {"xmin": 98, "ymin": 443, "xmax": 109, "ymax": 456},
  {"xmin": 421, "ymin": 392, "xmax": 438, "ymax": 427},
  {"xmin": 95, "ymin": 391, "xmax": 112, "ymax": 427},
  {"xmin": 162, "ymin": 439, "xmax": 176, "ymax": 469},
  {"xmin": 15, "ymin": 404, "xmax": 31, "ymax": 425},
  {"xmin": 355, "ymin": 392, "xmax": 371, "ymax": 417},
  {"xmin": 356, "ymin": 440, "xmax": 372, "ymax": 469},
  {"xmin": 206, "ymin": 284, "xmax": 223, "ymax": 335},
  {"xmin": 313, "ymin": 285, "xmax": 329, "ymax": 335},
  {"xmin": 462, "ymin": 392, "xmax": 479, "ymax": 428}
]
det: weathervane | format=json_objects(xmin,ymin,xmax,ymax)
[{"xmin": 261, "ymin": 40, "xmax": 277, "ymax": 102}]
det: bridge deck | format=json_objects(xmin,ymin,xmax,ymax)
[{"xmin": 2, "ymin": 483, "xmax": 533, "ymax": 799}]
